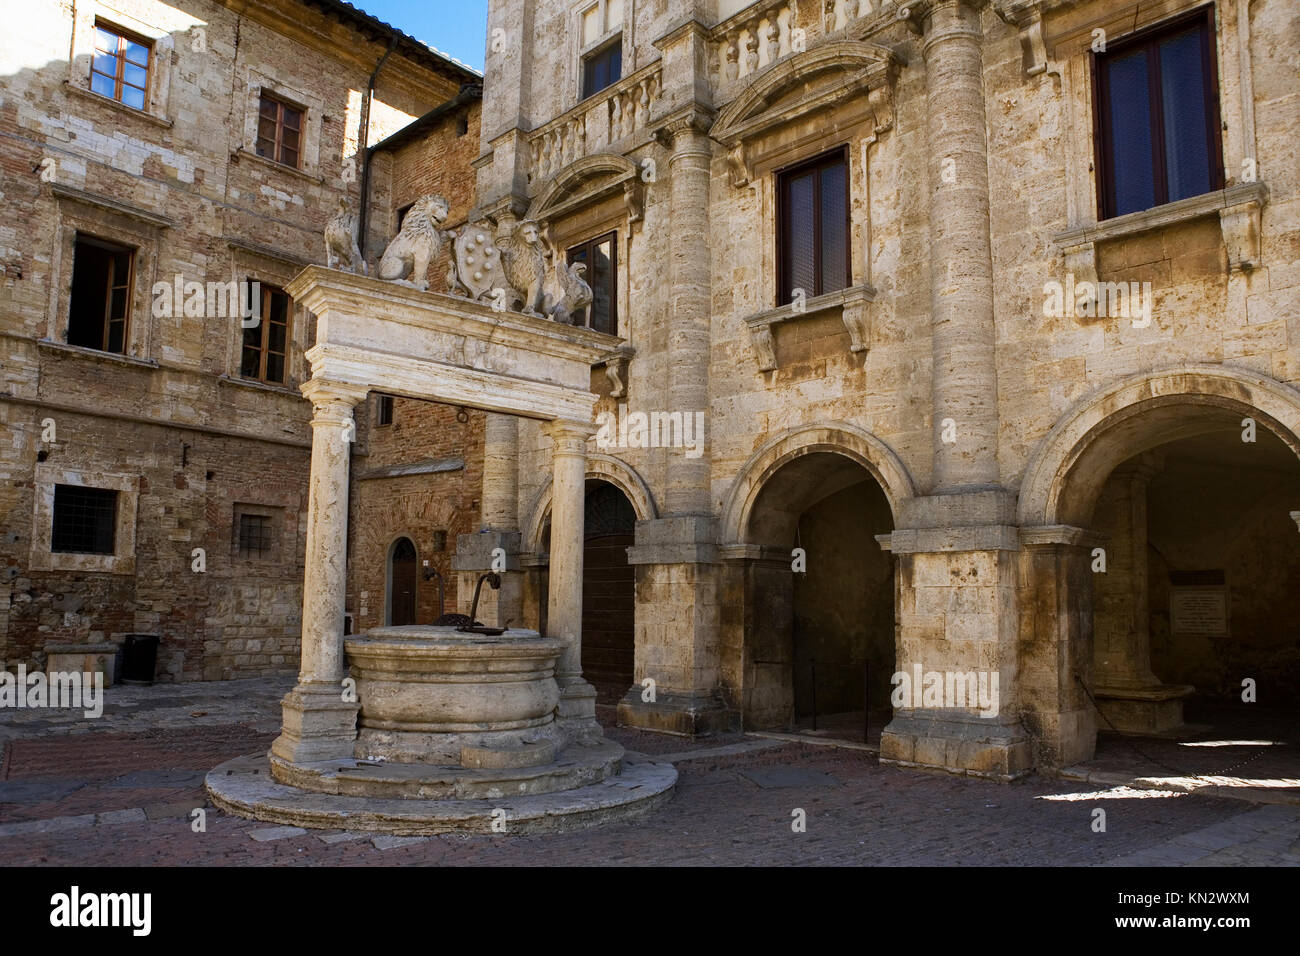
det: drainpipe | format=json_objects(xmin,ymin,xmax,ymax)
[{"xmin": 357, "ymin": 36, "xmax": 398, "ymax": 264}]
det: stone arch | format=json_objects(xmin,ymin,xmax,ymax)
[
  {"xmin": 523, "ymin": 452, "xmax": 657, "ymax": 553},
  {"xmin": 720, "ymin": 422, "xmax": 916, "ymax": 546},
  {"xmin": 527, "ymin": 153, "xmax": 640, "ymax": 223},
  {"xmin": 1019, "ymin": 365, "xmax": 1300, "ymax": 528},
  {"xmin": 709, "ymin": 41, "xmax": 900, "ymax": 145}
]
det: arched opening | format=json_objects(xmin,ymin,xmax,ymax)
[
  {"xmin": 1050, "ymin": 397, "xmax": 1300, "ymax": 780},
  {"xmin": 387, "ymin": 537, "xmax": 418, "ymax": 626},
  {"xmin": 741, "ymin": 451, "xmax": 896, "ymax": 741},
  {"xmin": 538, "ymin": 479, "xmax": 638, "ymax": 706}
]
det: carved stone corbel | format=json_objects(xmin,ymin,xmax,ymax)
[
  {"xmin": 749, "ymin": 324, "xmax": 777, "ymax": 372},
  {"xmin": 726, "ymin": 143, "xmax": 751, "ymax": 188},
  {"xmin": 841, "ymin": 285, "xmax": 873, "ymax": 354},
  {"xmin": 623, "ymin": 180, "xmax": 644, "ymax": 223},
  {"xmin": 1220, "ymin": 195, "xmax": 1263, "ymax": 272},
  {"xmin": 1062, "ymin": 240, "xmax": 1098, "ymax": 312},
  {"xmin": 598, "ymin": 345, "xmax": 635, "ymax": 398}
]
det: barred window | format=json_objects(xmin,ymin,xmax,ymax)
[
  {"xmin": 237, "ymin": 513, "xmax": 273, "ymax": 558},
  {"xmin": 51, "ymin": 485, "xmax": 118, "ymax": 554}
]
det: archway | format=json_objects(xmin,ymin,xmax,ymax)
[
  {"xmin": 387, "ymin": 537, "xmax": 418, "ymax": 626},
  {"xmin": 1021, "ymin": 367, "xmax": 1300, "ymax": 778},
  {"xmin": 739, "ymin": 451, "xmax": 896, "ymax": 740},
  {"xmin": 537, "ymin": 477, "xmax": 642, "ymax": 707}
]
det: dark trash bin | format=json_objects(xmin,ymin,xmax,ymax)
[{"xmin": 120, "ymin": 634, "xmax": 160, "ymax": 685}]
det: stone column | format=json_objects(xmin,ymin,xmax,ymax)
[
  {"xmin": 618, "ymin": 105, "xmax": 734, "ymax": 736},
  {"xmin": 271, "ymin": 380, "xmax": 367, "ymax": 769},
  {"xmin": 453, "ymin": 413, "xmax": 523, "ymax": 627},
  {"xmin": 923, "ymin": 0, "xmax": 998, "ymax": 492},
  {"xmin": 1092, "ymin": 454, "xmax": 1191, "ymax": 733},
  {"xmin": 879, "ymin": 0, "xmax": 1028, "ymax": 778},
  {"xmin": 546, "ymin": 419, "xmax": 599, "ymax": 741}
]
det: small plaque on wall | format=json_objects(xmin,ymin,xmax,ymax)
[{"xmin": 1170, "ymin": 587, "xmax": 1229, "ymax": 636}]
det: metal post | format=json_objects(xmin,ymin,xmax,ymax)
[{"xmin": 810, "ymin": 657, "xmax": 817, "ymax": 732}]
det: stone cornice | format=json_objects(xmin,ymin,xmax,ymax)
[{"xmin": 48, "ymin": 183, "xmax": 175, "ymax": 230}]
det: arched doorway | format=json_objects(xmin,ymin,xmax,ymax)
[
  {"xmin": 388, "ymin": 537, "xmax": 418, "ymax": 626},
  {"xmin": 741, "ymin": 451, "xmax": 896, "ymax": 740},
  {"xmin": 580, "ymin": 482, "xmax": 637, "ymax": 703},
  {"xmin": 1020, "ymin": 367, "xmax": 1300, "ymax": 773}
]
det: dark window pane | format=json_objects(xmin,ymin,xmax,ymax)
[
  {"xmin": 51, "ymin": 485, "xmax": 117, "ymax": 554},
  {"xmin": 1104, "ymin": 48, "xmax": 1156, "ymax": 216},
  {"xmin": 582, "ymin": 41, "xmax": 621, "ymax": 98},
  {"xmin": 238, "ymin": 513, "xmax": 273, "ymax": 557},
  {"xmin": 265, "ymin": 352, "xmax": 285, "ymax": 384},
  {"xmin": 783, "ymin": 171, "xmax": 816, "ymax": 302},
  {"xmin": 69, "ymin": 236, "xmax": 132, "ymax": 352},
  {"xmin": 268, "ymin": 320, "xmax": 286, "ymax": 354},
  {"xmin": 1160, "ymin": 27, "xmax": 1213, "ymax": 202},
  {"xmin": 589, "ymin": 238, "xmax": 614, "ymax": 334},
  {"xmin": 819, "ymin": 161, "xmax": 848, "ymax": 294}
]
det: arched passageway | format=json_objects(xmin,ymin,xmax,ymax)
[{"xmin": 740, "ymin": 451, "xmax": 896, "ymax": 740}]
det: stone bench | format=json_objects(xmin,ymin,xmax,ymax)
[{"xmin": 43, "ymin": 642, "xmax": 120, "ymax": 688}]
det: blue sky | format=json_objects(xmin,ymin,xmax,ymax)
[{"xmin": 356, "ymin": 0, "xmax": 490, "ymax": 73}]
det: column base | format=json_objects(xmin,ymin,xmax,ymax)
[
  {"xmin": 556, "ymin": 677, "xmax": 603, "ymax": 745},
  {"xmin": 880, "ymin": 712, "xmax": 1033, "ymax": 780},
  {"xmin": 270, "ymin": 682, "xmax": 359, "ymax": 768},
  {"xmin": 617, "ymin": 688, "xmax": 740, "ymax": 737},
  {"xmin": 1092, "ymin": 683, "xmax": 1195, "ymax": 736}
]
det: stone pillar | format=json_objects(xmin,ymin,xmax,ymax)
[
  {"xmin": 878, "ymin": 0, "xmax": 1028, "ymax": 778},
  {"xmin": 271, "ymin": 380, "xmax": 367, "ymax": 769},
  {"xmin": 453, "ymin": 413, "xmax": 523, "ymax": 627},
  {"xmin": 617, "ymin": 104, "xmax": 734, "ymax": 736},
  {"xmin": 1092, "ymin": 455, "xmax": 1192, "ymax": 734},
  {"xmin": 546, "ymin": 419, "xmax": 599, "ymax": 741},
  {"xmin": 923, "ymin": 0, "xmax": 998, "ymax": 492}
]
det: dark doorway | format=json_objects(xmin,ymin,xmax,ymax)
[
  {"xmin": 581, "ymin": 482, "xmax": 636, "ymax": 703},
  {"xmin": 389, "ymin": 537, "xmax": 417, "ymax": 626}
]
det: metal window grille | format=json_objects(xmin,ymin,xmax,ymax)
[{"xmin": 51, "ymin": 485, "xmax": 118, "ymax": 554}]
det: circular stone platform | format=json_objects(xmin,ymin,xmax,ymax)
[{"xmin": 207, "ymin": 752, "xmax": 677, "ymax": 835}]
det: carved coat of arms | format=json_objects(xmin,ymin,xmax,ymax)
[{"xmin": 450, "ymin": 222, "xmax": 509, "ymax": 303}]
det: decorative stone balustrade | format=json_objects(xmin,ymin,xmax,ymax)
[
  {"xmin": 711, "ymin": 0, "xmax": 880, "ymax": 88},
  {"xmin": 529, "ymin": 66, "xmax": 662, "ymax": 183}
]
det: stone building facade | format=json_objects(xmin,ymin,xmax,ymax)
[
  {"xmin": 0, "ymin": 0, "xmax": 478, "ymax": 680},
  {"xmin": 461, "ymin": 0, "xmax": 1300, "ymax": 777}
]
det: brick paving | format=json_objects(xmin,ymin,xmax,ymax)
[{"xmin": 2, "ymin": 678, "xmax": 1298, "ymax": 866}]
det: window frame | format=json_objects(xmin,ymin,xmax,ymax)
[
  {"xmin": 239, "ymin": 282, "xmax": 293, "ymax": 386},
  {"xmin": 89, "ymin": 19, "xmax": 152, "ymax": 110},
  {"xmin": 232, "ymin": 503, "xmax": 282, "ymax": 563},
  {"xmin": 68, "ymin": 232, "xmax": 136, "ymax": 355},
  {"xmin": 51, "ymin": 484, "xmax": 119, "ymax": 555},
  {"xmin": 565, "ymin": 231, "xmax": 619, "ymax": 335},
  {"xmin": 1090, "ymin": 5, "xmax": 1225, "ymax": 221},
  {"xmin": 376, "ymin": 394, "xmax": 395, "ymax": 427},
  {"xmin": 30, "ymin": 466, "xmax": 140, "ymax": 575},
  {"xmin": 575, "ymin": 0, "xmax": 624, "ymax": 103},
  {"xmin": 775, "ymin": 146, "xmax": 852, "ymax": 306},
  {"xmin": 256, "ymin": 92, "xmax": 305, "ymax": 170}
]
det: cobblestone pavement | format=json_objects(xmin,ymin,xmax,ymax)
[{"xmin": 2, "ymin": 678, "xmax": 1298, "ymax": 866}]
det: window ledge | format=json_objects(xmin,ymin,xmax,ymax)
[
  {"xmin": 217, "ymin": 373, "xmax": 303, "ymax": 398},
  {"xmin": 38, "ymin": 339, "xmax": 158, "ymax": 369},
  {"xmin": 741, "ymin": 283, "xmax": 876, "ymax": 372},
  {"xmin": 64, "ymin": 81, "xmax": 173, "ymax": 128},
  {"xmin": 232, "ymin": 147, "xmax": 323, "ymax": 185},
  {"xmin": 1054, "ymin": 182, "xmax": 1269, "ymax": 275}
]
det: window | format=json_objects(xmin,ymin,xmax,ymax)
[
  {"xmin": 579, "ymin": 0, "xmax": 623, "ymax": 99},
  {"xmin": 777, "ymin": 148, "xmax": 850, "ymax": 305},
  {"xmin": 583, "ymin": 42, "xmax": 622, "ymax": 99},
  {"xmin": 1093, "ymin": 7, "xmax": 1223, "ymax": 220},
  {"xmin": 376, "ymin": 395, "xmax": 394, "ymax": 426},
  {"xmin": 90, "ymin": 22, "xmax": 151, "ymax": 110},
  {"xmin": 240, "ymin": 284, "xmax": 292, "ymax": 385},
  {"xmin": 566, "ymin": 232, "xmax": 617, "ymax": 334},
  {"xmin": 256, "ymin": 93, "xmax": 303, "ymax": 169},
  {"xmin": 68, "ymin": 234, "xmax": 133, "ymax": 353},
  {"xmin": 51, "ymin": 485, "xmax": 118, "ymax": 555},
  {"xmin": 237, "ymin": 513, "xmax": 273, "ymax": 558}
]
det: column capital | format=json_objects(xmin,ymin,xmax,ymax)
[
  {"xmin": 547, "ymin": 418, "xmax": 594, "ymax": 454},
  {"xmin": 652, "ymin": 106, "xmax": 715, "ymax": 153},
  {"xmin": 300, "ymin": 378, "xmax": 369, "ymax": 410}
]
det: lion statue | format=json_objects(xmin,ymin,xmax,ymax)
[
  {"xmin": 498, "ymin": 219, "xmax": 548, "ymax": 317},
  {"xmin": 546, "ymin": 260, "xmax": 593, "ymax": 326},
  {"xmin": 377, "ymin": 194, "xmax": 450, "ymax": 291},
  {"xmin": 324, "ymin": 198, "xmax": 366, "ymax": 275}
]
